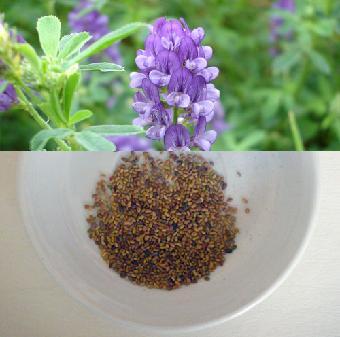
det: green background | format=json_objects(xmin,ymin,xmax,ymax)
[{"xmin": 0, "ymin": 0, "xmax": 339, "ymax": 150}]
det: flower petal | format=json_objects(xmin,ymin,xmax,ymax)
[
  {"xmin": 135, "ymin": 54, "xmax": 155, "ymax": 70},
  {"xmin": 192, "ymin": 100, "xmax": 214, "ymax": 117},
  {"xmin": 193, "ymin": 117, "xmax": 217, "ymax": 150},
  {"xmin": 146, "ymin": 125, "xmax": 166, "ymax": 140},
  {"xmin": 178, "ymin": 36, "xmax": 198, "ymax": 63},
  {"xmin": 107, "ymin": 135, "xmax": 151, "ymax": 151},
  {"xmin": 202, "ymin": 46, "xmax": 213, "ymax": 59},
  {"xmin": 185, "ymin": 57, "xmax": 207, "ymax": 72},
  {"xmin": 133, "ymin": 116, "xmax": 147, "ymax": 126},
  {"xmin": 166, "ymin": 92, "xmax": 191, "ymax": 108},
  {"xmin": 161, "ymin": 36, "xmax": 173, "ymax": 50},
  {"xmin": 149, "ymin": 70, "xmax": 171, "ymax": 86},
  {"xmin": 205, "ymin": 130, "xmax": 217, "ymax": 143},
  {"xmin": 132, "ymin": 101, "xmax": 153, "ymax": 115},
  {"xmin": 199, "ymin": 67, "xmax": 219, "ymax": 82},
  {"xmin": 196, "ymin": 138, "xmax": 212, "ymax": 151},
  {"xmin": 155, "ymin": 50, "xmax": 181, "ymax": 74},
  {"xmin": 187, "ymin": 75, "xmax": 206, "ymax": 102},
  {"xmin": 168, "ymin": 67, "xmax": 193, "ymax": 93},
  {"xmin": 164, "ymin": 124, "xmax": 191, "ymax": 150},
  {"xmin": 141, "ymin": 78, "xmax": 160, "ymax": 103},
  {"xmin": 191, "ymin": 27, "xmax": 205, "ymax": 45},
  {"xmin": 205, "ymin": 83, "xmax": 220, "ymax": 101},
  {"xmin": 130, "ymin": 72, "xmax": 147, "ymax": 88}
]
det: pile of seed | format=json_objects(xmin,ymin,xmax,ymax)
[{"xmin": 86, "ymin": 152, "xmax": 238, "ymax": 290}]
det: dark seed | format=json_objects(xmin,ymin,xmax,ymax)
[
  {"xmin": 179, "ymin": 202, "xmax": 189, "ymax": 212},
  {"xmin": 224, "ymin": 244, "xmax": 237, "ymax": 254},
  {"xmin": 144, "ymin": 249, "xmax": 151, "ymax": 257}
]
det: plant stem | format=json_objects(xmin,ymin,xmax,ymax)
[
  {"xmin": 288, "ymin": 110, "xmax": 304, "ymax": 151},
  {"xmin": 293, "ymin": 58, "xmax": 308, "ymax": 95},
  {"xmin": 15, "ymin": 87, "xmax": 71, "ymax": 151},
  {"xmin": 67, "ymin": 136, "xmax": 82, "ymax": 151},
  {"xmin": 46, "ymin": 0, "xmax": 56, "ymax": 14},
  {"xmin": 50, "ymin": 89, "xmax": 67, "ymax": 127},
  {"xmin": 173, "ymin": 107, "xmax": 179, "ymax": 124}
]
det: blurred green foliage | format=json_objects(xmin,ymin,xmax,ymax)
[{"xmin": 0, "ymin": 0, "xmax": 339, "ymax": 150}]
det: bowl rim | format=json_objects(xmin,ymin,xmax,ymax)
[{"xmin": 17, "ymin": 152, "xmax": 320, "ymax": 334}]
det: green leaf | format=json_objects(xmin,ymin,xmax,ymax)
[
  {"xmin": 14, "ymin": 43, "xmax": 41, "ymax": 72},
  {"xmin": 236, "ymin": 130, "xmax": 266, "ymax": 150},
  {"xmin": 69, "ymin": 109, "xmax": 93, "ymax": 124},
  {"xmin": 0, "ymin": 80, "xmax": 8, "ymax": 94},
  {"xmin": 30, "ymin": 128, "xmax": 73, "ymax": 150},
  {"xmin": 272, "ymin": 49, "xmax": 301, "ymax": 74},
  {"xmin": 36, "ymin": 16, "xmax": 61, "ymax": 57},
  {"xmin": 58, "ymin": 32, "xmax": 91, "ymax": 60},
  {"xmin": 79, "ymin": 62, "xmax": 124, "ymax": 72},
  {"xmin": 310, "ymin": 19, "xmax": 336, "ymax": 37},
  {"xmin": 75, "ymin": 131, "xmax": 116, "ymax": 151},
  {"xmin": 322, "ymin": 94, "xmax": 340, "ymax": 130},
  {"xmin": 308, "ymin": 50, "xmax": 330, "ymax": 75},
  {"xmin": 85, "ymin": 124, "xmax": 144, "ymax": 136},
  {"xmin": 68, "ymin": 22, "xmax": 147, "ymax": 65},
  {"xmin": 59, "ymin": 34, "xmax": 73, "ymax": 51},
  {"xmin": 63, "ymin": 72, "xmax": 80, "ymax": 121}
]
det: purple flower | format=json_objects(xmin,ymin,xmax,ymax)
[
  {"xmin": 106, "ymin": 135, "xmax": 151, "ymax": 151},
  {"xmin": 164, "ymin": 124, "xmax": 190, "ymax": 151},
  {"xmin": 270, "ymin": 0, "xmax": 296, "ymax": 55},
  {"xmin": 0, "ymin": 30, "xmax": 24, "ymax": 112},
  {"xmin": 192, "ymin": 116, "xmax": 216, "ymax": 151},
  {"xmin": 68, "ymin": 0, "xmax": 121, "ymax": 63},
  {"xmin": 0, "ymin": 81, "xmax": 18, "ymax": 112},
  {"xmin": 210, "ymin": 100, "xmax": 229, "ymax": 134},
  {"xmin": 273, "ymin": 0, "xmax": 296, "ymax": 12},
  {"xmin": 131, "ymin": 17, "xmax": 221, "ymax": 150}
]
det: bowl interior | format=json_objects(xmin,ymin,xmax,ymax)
[{"xmin": 19, "ymin": 152, "xmax": 317, "ymax": 331}]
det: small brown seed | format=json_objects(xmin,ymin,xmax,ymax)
[{"xmin": 86, "ymin": 152, "xmax": 238, "ymax": 290}]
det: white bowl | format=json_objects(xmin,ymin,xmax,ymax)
[{"xmin": 18, "ymin": 152, "xmax": 318, "ymax": 333}]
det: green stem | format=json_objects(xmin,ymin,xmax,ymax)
[
  {"xmin": 50, "ymin": 89, "xmax": 67, "ymax": 127},
  {"xmin": 15, "ymin": 87, "xmax": 71, "ymax": 151},
  {"xmin": 325, "ymin": 0, "xmax": 332, "ymax": 15},
  {"xmin": 67, "ymin": 136, "xmax": 82, "ymax": 151},
  {"xmin": 288, "ymin": 110, "xmax": 304, "ymax": 151},
  {"xmin": 173, "ymin": 107, "xmax": 179, "ymax": 124},
  {"xmin": 46, "ymin": 0, "xmax": 56, "ymax": 14},
  {"xmin": 293, "ymin": 58, "xmax": 308, "ymax": 95}
]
